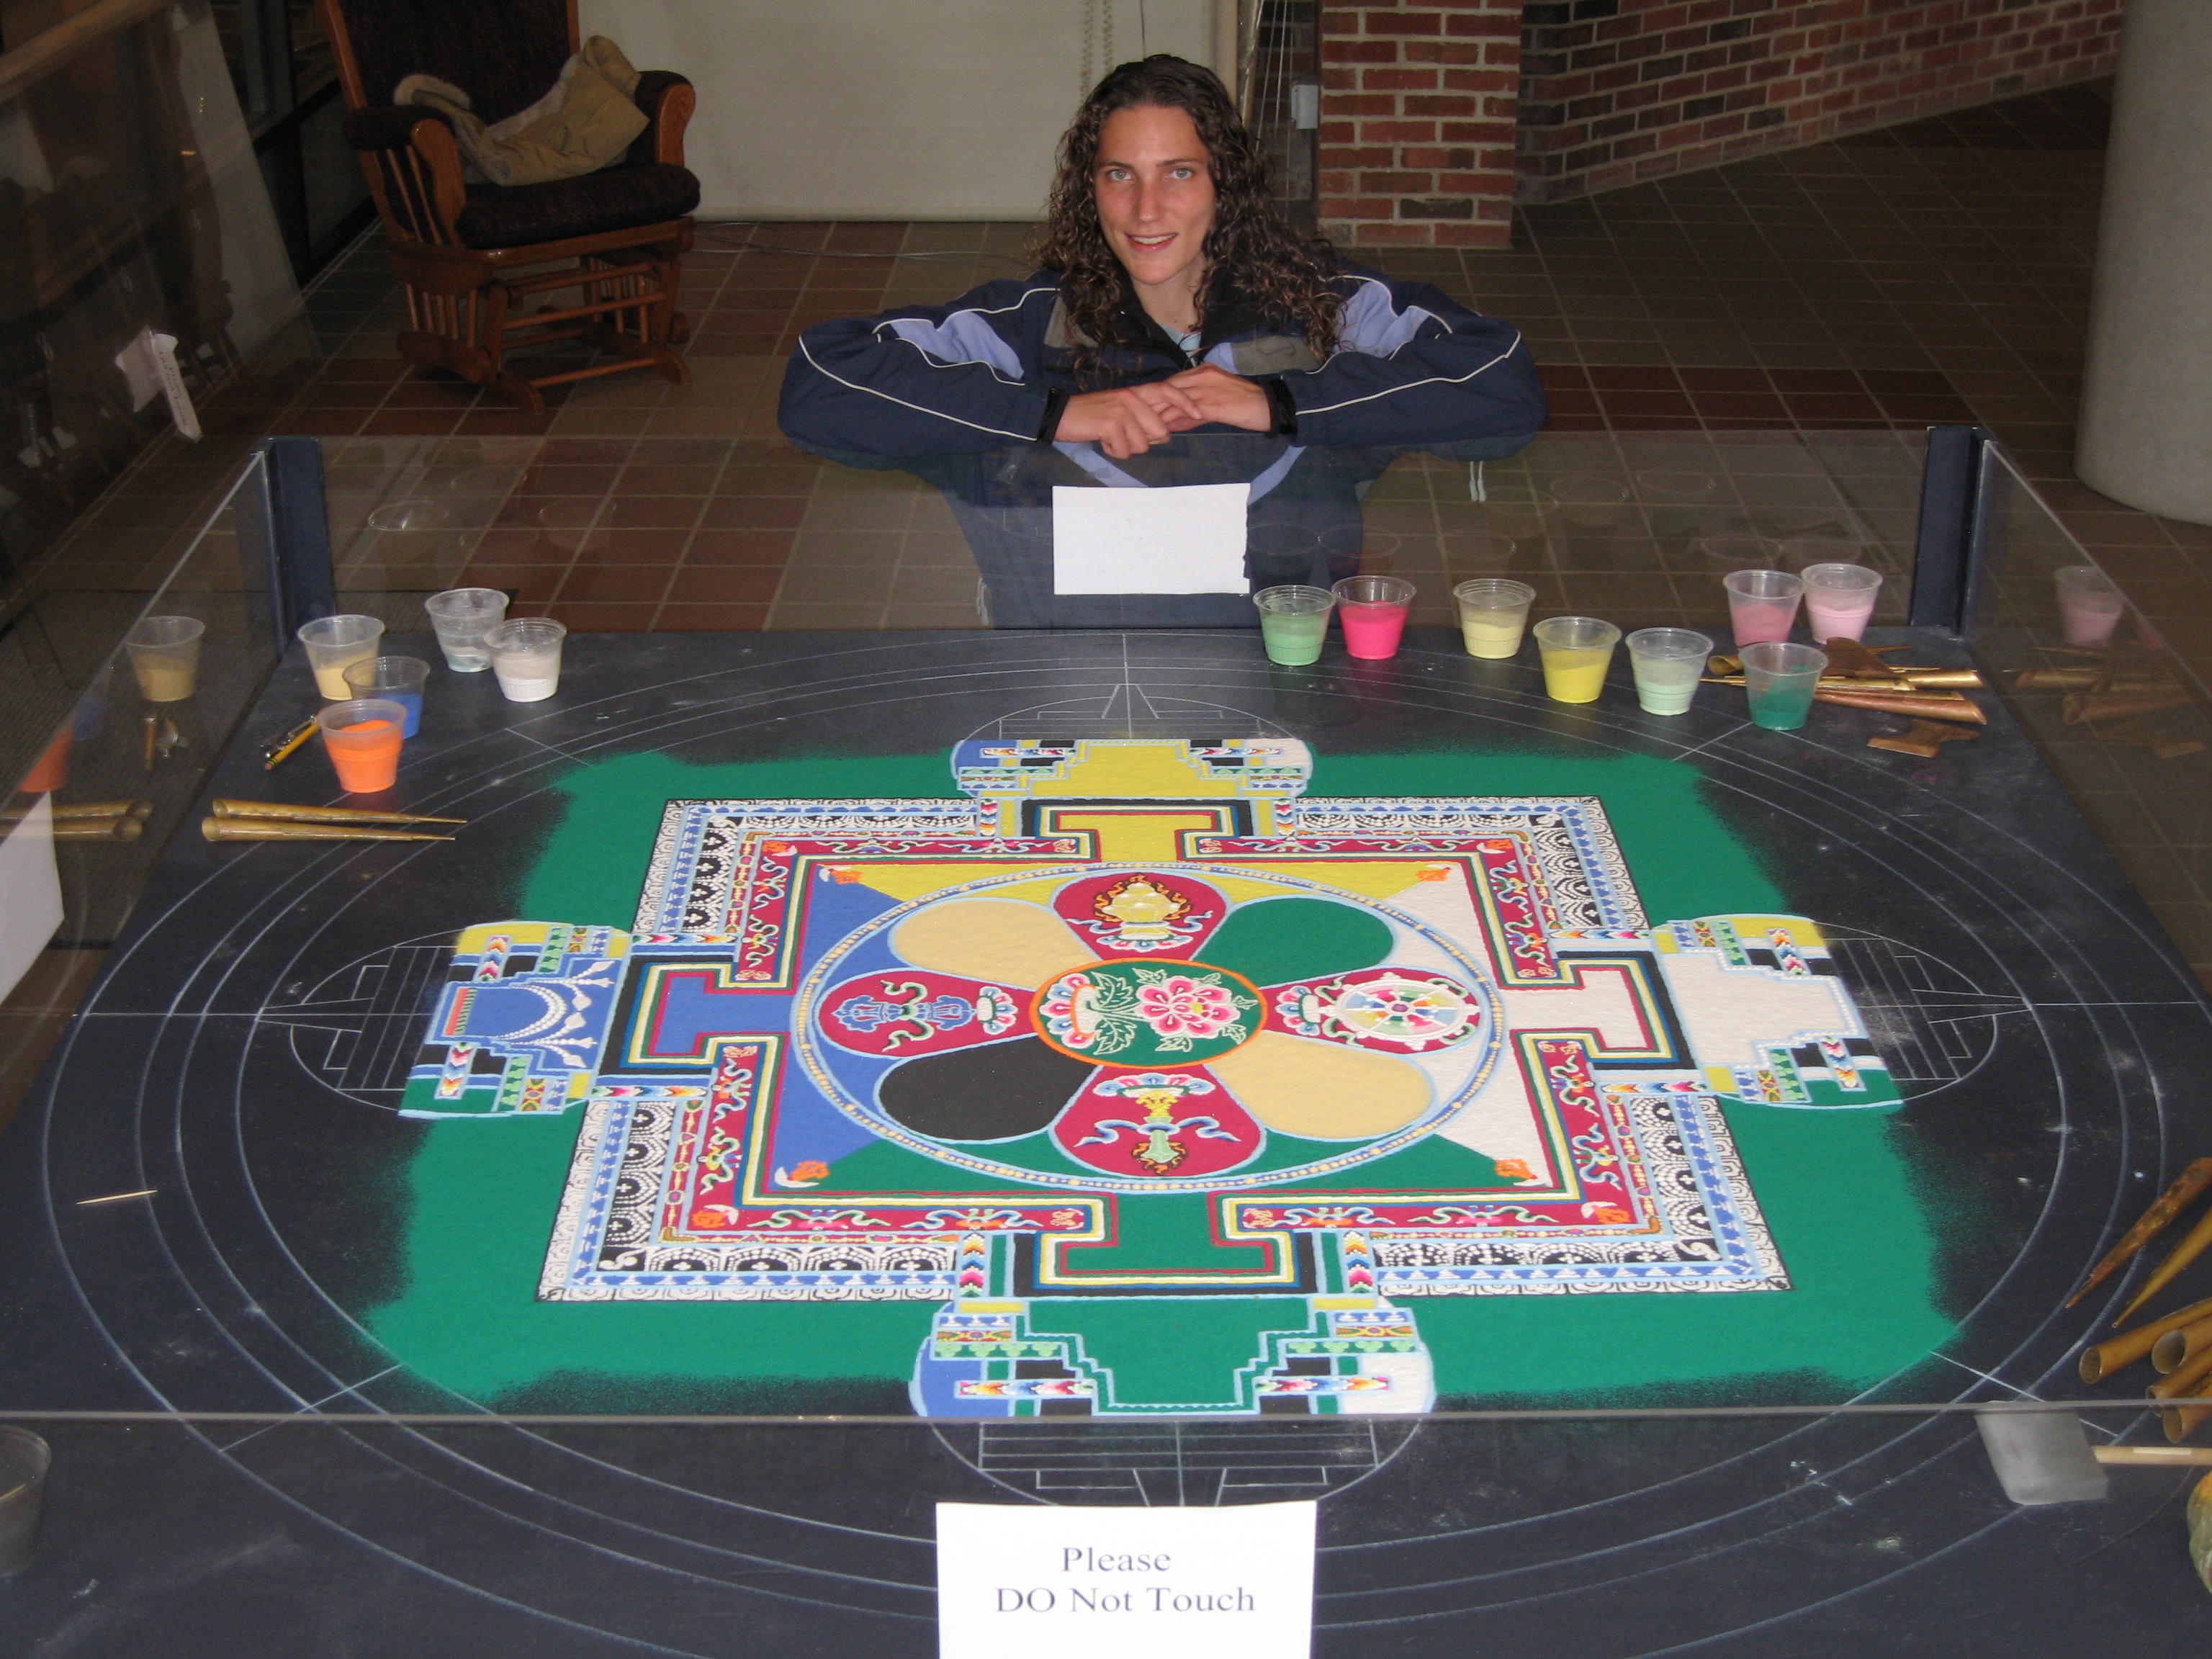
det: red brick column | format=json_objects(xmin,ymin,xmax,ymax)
[{"xmin": 1318, "ymin": 1, "xmax": 1524, "ymax": 249}]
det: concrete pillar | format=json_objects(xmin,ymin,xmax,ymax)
[{"xmin": 2077, "ymin": 0, "xmax": 2212, "ymax": 525}]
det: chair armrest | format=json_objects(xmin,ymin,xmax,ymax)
[
  {"xmin": 626, "ymin": 71, "xmax": 696, "ymax": 168},
  {"xmin": 343, "ymin": 104, "xmax": 453, "ymax": 151},
  {"xmin": 343, "ymin": 107, "xmax": 468, "ymax": 248}
]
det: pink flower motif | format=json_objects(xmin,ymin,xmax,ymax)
[{"xmin": 1138, "ymin": 976, "xmax": 1239, "ymax": 1038}]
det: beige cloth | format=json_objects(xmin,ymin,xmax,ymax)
[{"xmin": 396, "ymin": 37, "xmax": 647, "ymax": 188}]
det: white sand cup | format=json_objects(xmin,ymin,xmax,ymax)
[{"xmin": 487, "ymin": 616, "xmax": 567, "ymax": 703}]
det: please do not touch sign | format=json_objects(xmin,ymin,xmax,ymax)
[{"xmin": 935, "ymin": 1499, "xmax": 1316, "ymax": 1658}]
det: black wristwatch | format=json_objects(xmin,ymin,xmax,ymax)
[{"xmin": 1266, "ymin": 377, "xmax": 1300, "ymax": 439}]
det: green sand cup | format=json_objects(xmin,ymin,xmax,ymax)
[
  {"xmin": 1740, "ymin": 640, "xmax": 1827, "ymax": 731},
  {"xmin": 1254, "ymin": 584, "xmax": 1336, "ymax": 666},
  {"xmin": 1625, "ymin": 626, "xmax": 1712, "ymax": 716}
]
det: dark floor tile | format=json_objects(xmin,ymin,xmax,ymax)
[
  {"xmin": 665, "ymin": 566, "xmax": 783, "ymax": 603},
  {"xmin": 457, "ymin": 564, "xmax": 564, "ymax": 603},
  {"xmin": 1675, "ymin": 368, "xmax": 1773, "ymax": 392},
  {"xmin": 1586, "ymin": 366, "xmax": 1681, "ymax": 390},
  {"xmin": 545, "ymin": 601, "xmax": 662, "ymax": 630},
  {"xmin": 361, "ymin": 410, "xmax": 462, "ymax": 436},
  {"xmin": 1690, "ymin": 392, "xmax": 1791, "ymax": 421},
  {"xmin": 1763, "ymin": 368, "xmax": 1865, "ymax": 393},
  {"xmin": 559, "ymin": 565, "xmax": 673, "ymax": 604},
  {"xmin": 702, "ymin": 497, "xmax": 809, "ymax": 529},
  {"xmin": 657, "ymin": 603, "xmax": 773, "ymax": 630},
  {"xmin": 1876, "ymin": 395, "xmax": 1979, "ymax": 423},
  {"xmin": 686, "ymin": 530, "xmax": 799, "ymax": 565},
  {"xmin": 1600, "ymin": 390, "xmax": 1699, "ymax": 419}
]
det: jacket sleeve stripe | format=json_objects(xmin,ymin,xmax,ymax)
[
  {"xmin": 871, "ymin": 286, "xmax": 1057, "ymax": 384},
  {"xmin": 1334, "ymin": 276, "xmax": 1444, "ymax": 357},
  {"xmin": 1294, "ymin": 333, "xmax": 1527, "ymax": 416},
  {"xmin": 793, "ymin": 335, "xmax": 1041, "ymax": 443}
]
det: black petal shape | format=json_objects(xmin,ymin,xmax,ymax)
[{"xmin": 876, "ymin": 1038, "xmax": 1094, "ymax": 1142}]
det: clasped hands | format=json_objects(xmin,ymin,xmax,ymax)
[{"xmin": 1052, "ymin": 364, "xmax": 1274, "ymax": 459}]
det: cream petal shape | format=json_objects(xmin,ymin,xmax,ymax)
[
  {"xmin": 1208, "ymin": 1031, "xmax": 1432, "ymax": 1140},
  {"xmin": 889, "ymin": 899, "xmax": 1092, "ymax": 991}
]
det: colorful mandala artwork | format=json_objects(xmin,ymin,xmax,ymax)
[{"xmin": 402, "ymin": 739, "xmax": 1904, "ymax": 1419}]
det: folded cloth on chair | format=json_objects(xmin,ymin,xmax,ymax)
[{"xmin": 396, "ymin": 36, "xmax": 647, "ymax": 188}]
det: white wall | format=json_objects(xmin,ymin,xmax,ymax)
[{"xmin": 582, "ymin": 0, "xmax": 1218, "ymax": 220}]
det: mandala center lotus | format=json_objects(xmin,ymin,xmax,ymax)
[{"xmin": 1032, "ymin": 958, "xmax": 1264, "ymax": 1066}]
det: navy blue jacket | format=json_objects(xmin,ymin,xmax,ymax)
[{"xmin": 778, "ymin": 264, "xmax": 1545, "ymax": 460}]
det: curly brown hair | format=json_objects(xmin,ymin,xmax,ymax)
[{"xmin": 1030, "ymin": 55, "xmax": 1343, "ymax": 383}]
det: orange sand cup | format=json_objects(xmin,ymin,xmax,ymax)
[{"xmin": 315, "ymin": 698, "xmax": 406, "ymax": 793}]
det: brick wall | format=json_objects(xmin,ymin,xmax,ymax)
[
  {"xmin": 1316, "ymin": 1, "xmax": 2124, "ymax": 243},
  {"xmin": 1318, "ymin": 1, "xmax": 1526, "ymax": 249},
  {"xmin": 1516, "ymin": 0, "xmax": 2125, "ymax": 204}
]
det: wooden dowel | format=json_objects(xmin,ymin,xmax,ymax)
[
  {"xmin": 212, "ymin": 800, "xmax": 466, "ymax": 826},
  {"xmin": 202, "ymin": 819, "xmax": 452, "ymax": 844},
  {"xmin": 2069, "ymin": 1159, "xmax": 2212, "ymax": 1307},
  {"xmin": 2080, "ymin": 1295, "xmax": 2212, "ymax": 1381},
  {"xmin": 2117, "ymin": 1206, "xmax": 2212, "ymax": 1328},
  {"xmin": 2095, "ymin": 1444, "xmax": 2212, "ymax": 1465}
]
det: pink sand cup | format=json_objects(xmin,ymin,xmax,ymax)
[
  {"xmin": 1800, "ymin": 562, "xmax": 1883, "ymax": 642},
  {"xmin": 2054, "ymin": 564, "xmax": 2125, "ymax": 647},
  {"xmin": 1331, "ymin": 576, "xmax": 1415, "ymax": 660},
  {"xmin": 1723, "ymin": 568, "xmax": 1804, "ymax": 647}
]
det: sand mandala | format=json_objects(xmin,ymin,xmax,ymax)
[{"xmin": 403, "ymin": 739, "xmax": 1900, "ymax": 1416}]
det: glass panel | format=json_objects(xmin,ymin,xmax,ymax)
[
  {"xmin": 0, "ymin": 433, "xmax": 2204, "ymax": 1484},
  {"xmin": 0, "ymin": 0, "xmax": 314, "ymax": 643},
  {"xmin": 295, "ymin": 89, "xmax": 364, "ymax": 251},
  {"xmin": 287, "ymin": 0, "xmax": 331, "ymax": 102},
  {"xmin": 1972, "ymin": 442, "xmax": 2212, "ymax": 988}
]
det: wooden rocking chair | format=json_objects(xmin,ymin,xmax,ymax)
[{"xmin": 315, "ymin": 0, "xmax": 698, "ymax": 413}]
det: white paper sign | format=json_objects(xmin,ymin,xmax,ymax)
[
  {"xmin": 1051, "ymin": 482, "xmax": 1251, "ymax": 595},
  {"xmin": 0, "ymin": 794, "xmax": 63, "ymax": 1003},
  {"xmin": 937, "ymin": 1499, "xmax": 1314, "ymax": 1658}
]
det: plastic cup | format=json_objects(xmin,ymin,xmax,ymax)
[
  {"xmin": 1452, "ymin": 578, "xmax": 1537, "ymax": 659},
  {"xmin": 1723, "ymin": 569, "xmax": 1804, "ymax": 647},
  {"xmin": 487, "ymin": 616, "xmax": 567, "ymax": 702},
  {"xmin": 1532, "ymin": 615, "xmax": 1621, "ymax": 704},
  {"xmin": 316, "ymin": 698, "xmax": 407, "ymax": 792},
  {"xmin": 1549, "ymin": 475, "xmax": 1631, "ymax": 533},
  {"xmin": 343, "ymin": 655, "xmax": 431, "ymax": 738},
  {"xmin": 122, "ymin": 615, "xmax": 204, "ymax": 702},
  {"xmin": 425, "ymin": 587, "xmax": 509, "ymax": 672},
  {"xmin": 1482, "ymin": 489, "xmax": 1546, "ymax": 542},
  {"xmin": 1800, "ymin": 562, "xmax": 1883, "ymax": 642},
  {"xmin": 1636, "ymin": 471, "xmax": 1716, "ymax": 541},
  {"xmin": 0, "ymin": 1426, "xmax": 49, "ymax": 1575},
  {"xmin": 1741, "ymin": 641, "xmax": 1828, "ymax": 731},
  {"xmin": 1692, "ymin": 535, "xmax": 1773, "ymax": 574},
  {"xmin": 2054, "ymin": 564, "xmax": 2125, "ymax": 647},
  {"xmin": 1331, "ymin": 575, "xmax": 1414, "ymax": 660},
  {"xmin": 297, "ymin": 614, "xmax": 385, "ymax": 700},
  {"xmin": 1625, "ymin": 627, "xmax": 1713, "ymax": 716},
  {"xmin": 1253, "ymin": 585, "xmax": 1336, "ymax": 667},
  {"xmin": 1447, "ymin": 530, "xmax": 1516, "ymax": 571}
]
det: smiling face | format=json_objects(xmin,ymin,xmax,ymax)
[{"xmin": 1092, "ymin": 103, "xmax": 1218, "ymax": 327}]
